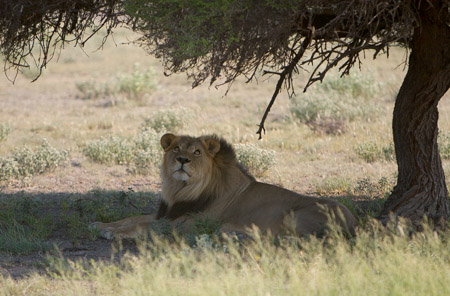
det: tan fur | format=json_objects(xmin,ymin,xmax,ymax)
[{"xmin": 91, "ymin": 133, "xmax": 357, "ymax": 239}]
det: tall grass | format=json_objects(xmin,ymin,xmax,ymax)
[{"xmin": 1, "ymin": 221, "xmax": 448, "ymax": 295}]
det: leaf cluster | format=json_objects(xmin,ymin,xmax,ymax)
[{"xmin": 0, "ymin": 0, "xmax": 125, "ymax": 81}]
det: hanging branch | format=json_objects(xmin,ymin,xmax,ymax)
[{"xmin": 256, "ymin": 34, "xmax": 312, "ymax": 139}]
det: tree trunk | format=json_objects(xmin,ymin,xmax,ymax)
[{"xmin": 379, "ymin": 1, "xmax": 450, "ymax": 226}]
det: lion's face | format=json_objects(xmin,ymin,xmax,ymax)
[{"xmin": 160, "ymin": 134, "xmax": 220, "ymax": 183}]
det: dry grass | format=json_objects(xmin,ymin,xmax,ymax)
[
  {"xmin": 1, "ymin": 222, "xmax": 449, "ymax": 296},
  {"xmin": 0, "ymin": 28, "xmax": 450, "ymax": 293}
]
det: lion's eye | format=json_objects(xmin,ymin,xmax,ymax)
[
  {"xmin": 173, "ymin": 146, "xmax": 180, "ymax": 152},
  {"xmin": 194, "ymin": 150, "xmax": 201, "ymax": 156}
]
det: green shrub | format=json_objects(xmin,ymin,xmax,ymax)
[
  {"xmin": 76, "ymin": 65, "xmax": 157, "ymax": 101},
  {"xmin": 235, "ymin": 143, "xmax": 275, "ymax": 176},
  {"xmin": 83, "ymin": 129, "xmax": 163, "ymax": 174},
  {"xmin": 117, "ymin": 65, "xmax": 157, "ymax": 100},
  {"xmin": 0, "ymin": 124, "xmax": 10, "ymax": 141},
  {"xmin": 82, "ymin": 136, "xmax": 133, "ymax": 164},
  {"xmin": 355, "ymin": 141, "xmax": 395, "ymax": 163},
  {"xmin": 353, "ymin": 176, "xmax": 394, "ymax": 198},
  {"xmin": 75, "ymin": 80, "xmax": 115, "ymax": 100},
  {"xmin": 290, "ymin": 73, "xmax": 384, "ymax": 132},
  {"xmin": 142, "ymin": 108, "xmax": 191, "ymax": 132},
  {"xmin": 315, "ymin": 177, "xmax": 352, "ymax": 196},
  {"xmin": 129, "ymin": 128, "xmax": 163, "ymax": 174},
  {"xmin": 320, "ymin": 73, "xmax": 384, "ymax": 99},
  {"xmin": 0, "ymin": 140, "xmax": 68, "ymax": 182}
]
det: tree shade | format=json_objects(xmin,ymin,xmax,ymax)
[{"xmin": 1, "ymin": 0, "xmax": 449, "ymax": 226}]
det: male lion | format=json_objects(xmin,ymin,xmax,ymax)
[{"xmin": 91, "ymin": 133, "xmax": 357, "ymax": 239}]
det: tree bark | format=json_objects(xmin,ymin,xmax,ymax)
[{"xmin": 379, "ymin": 1, "xmax": 450, "ymax": 226}]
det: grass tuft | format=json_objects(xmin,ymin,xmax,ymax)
[{"xmin": 355, "ymin": 141, "xmax": 395, "ymax": 163}]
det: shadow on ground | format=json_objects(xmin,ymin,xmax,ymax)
[{"xmin": 0, "ymin": 190, "xmax": 384, "ymax": 279}]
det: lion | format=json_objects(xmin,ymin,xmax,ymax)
[{"xmin": 91, "ymin": 133, "xmax": 357, "ymax": 240}]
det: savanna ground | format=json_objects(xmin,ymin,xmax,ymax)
[{"xmin": 0, "ymin": 29, "xmax": 449, "ymax": 295}]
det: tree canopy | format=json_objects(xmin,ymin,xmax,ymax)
[{"xmin": 1, "ymin": 0, "xmax": 450, "ymax": 225}]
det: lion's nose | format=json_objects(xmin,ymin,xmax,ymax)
[{"xmin": 176, "ymin": 157, "xmax": 191, "ymax": 164}]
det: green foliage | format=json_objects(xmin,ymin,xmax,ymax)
[
  {"xmin": 117, "ymin": 65, "xmax": 157, "ymax": 101},
  {"xmin": 354, "ymin": 177, "xmax": 394, "ymax": 198},
  {"xmin": 235, "ymin": 143, "xmax": 275, "ymax": 176},
  {"xmin": 0, "ymin": 140, "xmax": 68, "ymax": 182},
  {"xmin": 142, "ymin": 108, "xmax": 191, "ymax": 132},
  {"xmin": 0, "ymin": 221, "xmax": 54, "ymax": 255},
  {"xmin": 0, "ymin": 197, "xmax": 54, "ymax": 254},
  {"xmin": 0, "ymin": 124, "xmax": 10, "ymax": 141},
  {"xmin": 315, "ymin": 177, "xmax": 352, "ymax": 196},
  {"xmin": 82, "ymin": 136, "xmax": 133, "ymax": 164},
  {"xmin": 290, "ymin": 74, "xmax": 385, "ymax": 133},
  {"xmin": 82, "ymin": 129, "xmax": 163, "ymax": 174},
  {"xmin": 320, "ymin": 73, "xmax": 385, "ymax": 99},
  {"xmin": 76, "ymin": 65, "xmax": 157, "ymax": 101},
  {"xmin": 60, "ymin": 190, "xmax": 152, "ymax": 242},
  {"xmin": 75, "ymin": 80, "xmax": 115, "ymax": 100},
  {"xmin": 193, "ymin": 215, "xmax": 221, "ymax": 236},
  {"xmin": 355, "ymin": 141, "xmax": 395, "ymax": 163}
]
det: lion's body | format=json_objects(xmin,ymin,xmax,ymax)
[{"xmin": 92, "ymin": 134, "xmax": 357, "ymax": 239}]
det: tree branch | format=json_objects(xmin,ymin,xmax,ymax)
[{"xmin": 256, "ymin": 34, "xmax": 312, "ymax": 139}]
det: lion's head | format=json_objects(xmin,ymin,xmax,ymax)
[
  {"xmin": 159, "ymin": 133, "xmax": 254, "ymax": 211},
  {"xmin": 160, "ymin": 133, "xmax": 222, "ymax": 183}
]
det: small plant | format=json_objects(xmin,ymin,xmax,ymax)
[
  {"xmin": 438, "ymin": 132, "xmax": 450, "ymax": 159},
  {"xmin": 0, "ymin": 221, "xmax": 54, "ymax": 254},
  {"xmin": 315, "ymin": 177, "xmax": 352, "ymax": 196},
  {"xmin": 83, "ymin": 129, "xmax": 162, "ymax": 174},
  {"xmin": 0, "ymin": 197, "xmax": 54, "ymax": 254},
  {"xmin": 82, "ymin": 136, "xmax": 133, "ymax": 164},
  {"xmin": 0, "ymin": 140, "xmax": 68, "ymax": 182},
  {"xmin": 354, "ymin": 177, "xmax": 393, "ymax": 198},
  {"xmin": 193, "ymin": 215, "xmax": 221, "ymax": 236},
  {"xmin": 354, "ymin": 141, "xmax": 395, "ymax": 163},
  {"xmin": 290, "ymin": 73, "xmax": 384, "ymax": 134},
  {"xmin": 0, "ymin": 124, "xmax": 10, "ymax": 141},
  {"xmin": 320, "ymin": 73, "xmax": 384, "ymax": 99},
  {"xmin": 75, "ymin": 80, "xmax": 115, "ymax": 100},
  {"xmin": 235, "ymin": 143, "xmax": 275, "ymax": 176},
  {"xmin": 76, "ymin": 65, "xmax": 157, "ymax": 101},
  {"xmin": 117, "ymin": 64, "xmax": 157, "ymax": 100},
  {"xmin": 142, "ymin": 108, "xmax": 191, "ymax": 132}
]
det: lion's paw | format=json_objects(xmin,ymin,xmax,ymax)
[{"xmin": 89, "ymin": 222, "xmax": 117, "ymax": 240}]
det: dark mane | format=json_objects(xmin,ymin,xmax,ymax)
[
  {"xmin": 205, "ymin": 134, "xmax": 255, "ymax": 181},
  {"xmin": 156, "ymin": 194, "xmax": 214, "ymax": 220}
]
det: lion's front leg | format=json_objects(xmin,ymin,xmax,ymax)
[{"xmin": 90, "ymin": 214, "xmax": 156, "ymax": 240}]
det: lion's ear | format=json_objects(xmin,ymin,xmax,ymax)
[
  {"xmin": 204, "ymin": 138, "xmax": 221, "ymax": 156},
  {"xmin": 161, "ymin": 133, "xmax": 176, "ymax": 150}
]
